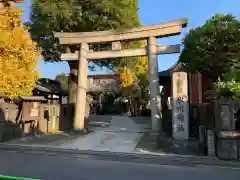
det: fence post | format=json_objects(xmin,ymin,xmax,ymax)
[{"xmin": 207, "ymin": 129, "xmax": 215, "ymax": 156}]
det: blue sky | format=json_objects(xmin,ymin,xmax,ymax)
[{"xmin": 17, "ymin": 0, "xmax": 240, "ymax": 78}]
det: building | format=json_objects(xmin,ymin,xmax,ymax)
[
  {"xmin": 33, "ymin": 78, "xmax": 68, "ymax": 104},
  {"xmin": 87, "ymin": 74, "xmax": 120, "ymax": 114}
]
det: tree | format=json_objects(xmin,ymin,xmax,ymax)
[
  {"xmin": 55, "ymin": 73, "xmax": 69, "ymax": 90},
  {"xmin": 118, "ymin": 66, "xmax": 135, "ymax": 88},
  {"xmin": 214, "ymin": 68, "xmax": 240, "ymax": 99},
  {"xmin": 116, "ymin": 40, "xmax": 149, "ymax": 115},
  {"xmin": 0, "ymin": 1, "xmax": 40, "ymax": 98},
  {"xmin": 134, "ymin": 43, "xmax": 149, "ymax": 105},
  {"xmin": 180, "ymin": 14, "xmax": 240, "ymax": 99},
  {"xmin": 180, "ymin": 14, "xmax": 240, "ymax": 75},
  {"xmin": 28, "ymin": 0, "xmax": 140, "ymax": 103}
]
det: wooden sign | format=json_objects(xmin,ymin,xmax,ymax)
[{"xmin": 30, "ymin": 108, "xmax": 39, "ymax": 117}]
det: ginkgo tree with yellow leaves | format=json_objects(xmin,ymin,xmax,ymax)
[
  {"xmin": 0, "ymin": 1, "xmax": 40, "ymax": 98},
  {"xmin": 116, "ymin": 41, "xmax": 149, "ymax": 116}
]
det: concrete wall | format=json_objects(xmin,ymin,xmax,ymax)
[{"xmin": 0, "ymin": 99, "xmax": 74, "ymax": 141}]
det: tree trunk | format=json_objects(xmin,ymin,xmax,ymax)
[{"xmin": 68, "ymin": 61, "xmax": 78, "ymax": 104}]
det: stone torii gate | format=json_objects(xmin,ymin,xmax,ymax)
[{"xmin": 54, "ymin": 18, "xmax": 187, "ymax": 133}]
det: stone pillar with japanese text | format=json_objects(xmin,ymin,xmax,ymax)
[{"xmin": 172, "ymin": 71, "xmax": 189, "ymax": 140}]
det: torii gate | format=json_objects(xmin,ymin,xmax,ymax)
[{"xmin": 54, "ymin": 18, "xmax": 187, "ymax": 133}]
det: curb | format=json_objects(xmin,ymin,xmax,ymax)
[
  {"xmin": 0, "ymin": 143, "xmax": 240, "ymax": 168},
  {"xmin": 136, "ymin": 148, "xmax": 211, "ymax": 158}
]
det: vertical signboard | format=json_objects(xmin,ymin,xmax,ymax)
[
  {"xmin": 172, "ymin": 71, "xmax": 189, "ymax": 140},
  {"xmin": 30, "ymin": 102, "xmax": 39, "ymax": 117}
]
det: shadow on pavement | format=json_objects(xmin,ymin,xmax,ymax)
[
  {"xmin": 5, "ymin": 130, "xmax": 93, "ymax": 146},
  {"xmin": 136, "ymin": 132, "xmax": 204, "ymax": 157}
]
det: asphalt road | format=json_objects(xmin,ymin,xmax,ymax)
[{"xmin": 0, "ymin": 150, "xmax": 240, "ymax": 180}]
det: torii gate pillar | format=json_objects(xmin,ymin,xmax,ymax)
[
  {"xmin": 74, "ymin": 43, "xmax": 89, "ymax": 131},
  {"xmin": 148, "ymin": 37, "xmax": 161, "ymax": 132}
]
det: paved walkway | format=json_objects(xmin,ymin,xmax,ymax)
[
  {"xmin": 2, "ymin": 116, "xmax": 151, "ymax": 153},
  {"xmin": 59, "ymin": 116, "xmax": 151, "ymax": 153}
]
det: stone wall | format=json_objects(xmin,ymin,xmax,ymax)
[
  {"xmin": 197, "ymin": 98, "xmax": 240, "ymax": 159},
  {"xmin": 215, "ymin": 98, "xmax": 239, "ymax": 160}
]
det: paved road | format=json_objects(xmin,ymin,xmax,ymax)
[{"xmin": 0, "ymin": 150, "xmax": 240, "ymax": 180}]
